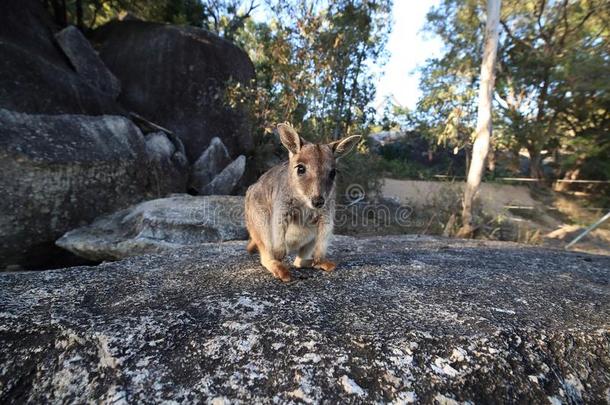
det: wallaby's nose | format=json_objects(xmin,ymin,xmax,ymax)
[{"xmin": 312, "ymin": 196, "xmax": 325, "ymax": 208}]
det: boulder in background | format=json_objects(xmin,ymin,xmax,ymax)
[
  {"xmin": 0, "ymin": 109, "xmax": 150, "ymax": 269},
  {"xmin": 55, "ymin": 26, "xmax": 121, "ymax": 99},
  {"xmin": 0, "ymin": 0, "xmax": 122, "ymax": 115},
  {"xmin": 145, "ymin": 131, "xmax": 189, "ymax": 195},
  {"xmin": 92, "ymin": 20, "xmax": 255, "ymax": 161},
  {"xmin": 200, "ymin": 155, "xmax": 246, "ymax": 195}
]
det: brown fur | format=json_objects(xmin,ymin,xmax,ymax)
[
  {"xmin": 246, "ymin": 239, "xmax": 258, "ymax": 254},
  {"xmin": 244, "ymin": 122, "xmax": 361, "ymax": 282}
]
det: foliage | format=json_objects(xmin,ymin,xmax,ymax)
[
  {"xmin": 230, "ymin": 0, "xmax": 392, "ymax": 140},
  {"xmin": 416, "ymin": 0, "xmax": 610, "ymax": 180},
  {"xmin": 377, "ymin": 131, "xmax": 467, "ymax": 180},
  {"xmin": 42, "ymin": 0, "xmax": 255, "ymax": 32},
  {"xmin": 377, "ymin": 158, "xmax": 434, "ymax": 180}
]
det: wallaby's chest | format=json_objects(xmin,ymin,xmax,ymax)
[{"xmin": 284, "ymin": 207, "xmax": 321, "ymax": 251}]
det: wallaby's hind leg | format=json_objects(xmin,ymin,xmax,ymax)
[
  {"xmin": 294, "ymin": 239, "xmax": 315, "ymax": 268},
  {"xmin": 246, "ymin": 239, "xmax": 258, "ymax": 254},
  {"xmin": 260, "ymin": 249, "xmax": 291, "ymax": 282}
]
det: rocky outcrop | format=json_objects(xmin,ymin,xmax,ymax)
[
  {"xmin": 92, "ymin": 20, "xmax": 255, "ymax": 161},
  {"xmin": 55, "ymin": 26, "xmax": 121, "ymax": 99},
  {"xmin": 1, "ymin": 236, "xmax": 609, "ymax": 403},
  {"xmin": 0, "ymin": 0, "xmax": 122, "ymax": 115},
  {"xmin": 56, "ymin": 195, "xmax": 247, "ymax": 261},
  {"xmin": 0, "ymin": 2, "xmax": 256, "ymax": 269},
  {"xmin": 0, "ymin": 109, "xmax": 151, "ymax": 269}
]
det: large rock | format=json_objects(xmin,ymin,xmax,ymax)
[
  {"xmin": 92, "ymin": 20, "xmax": 255, "ymax": 161},
  {"xmin": 200, "ymin": 155, "xmax": 246, "ymax": 195},
  {"xmin": 0, "ymin": 109, "xmax": 152, "ymax": 269},
  {"xmin": 55, "ymin": 26, "xmax": 121, "ymax": 99},
  {"xmin": 189, "ymin": 137, "xmax": 231, "ymax": 193},
  {"xmin": 145, "ymin": 132, "xmax": 189, "ymax": 194},
  {"xmin": 0, "ymin": 0, "xmax": 122, "ymax": 115},
  {"xmin": 1, "ymin": 236, "xmax": 609, "ymax": 403},
  {"xmin": 56, "ymin": 195, "xmax": 247, "ymax": 261}
]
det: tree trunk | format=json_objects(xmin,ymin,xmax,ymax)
[
  {"xmin": 527, "ymin": 146, "xmax": 544, "ymax": 180},
  {"xmin": 49, "ymin": 0, "xmax": 64, "ymax": 26},
  {"xmin": 457, "ymin": 0, "xmax": 501, "ymax": 238},
  {"xmin": 487, "ymin": 138, "xmax": 496, "ymax": 173}
]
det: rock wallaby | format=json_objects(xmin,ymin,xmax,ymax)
[{"xmin": 245, "ymin": 123, "xmax": 361, "ymax": 282}]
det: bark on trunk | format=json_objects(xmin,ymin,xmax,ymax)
[
  {"xmin": 528, "ymin": 147, "xmax": 544, "ymax": 181},
  {"xmin": 457, "ymin": 0, "xmax": 501, "ymax": 238}
]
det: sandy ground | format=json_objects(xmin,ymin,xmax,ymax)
[{"xmin": 382, "ymin": 178, "xmax": 610, "ymax": 255}]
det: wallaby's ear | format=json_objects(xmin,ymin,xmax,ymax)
[
  {"xmin": 329, "ymin": 135, "xmax": 362, "ymax": 159},
  {"xmin": 277, "ymin": 122, "xmax": 302, "ymax": 155}
]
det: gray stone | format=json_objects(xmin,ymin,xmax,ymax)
[
  {"xmin": 55, "ymin": 26, "xmax": 121, "ymax": 99},
  {"xmin": 1, "ymin": 236, "xmax": 609, "ymax": 403},
  {"xmin": 0, "ymin": 0, "xmax": 122, "ymax": 115},
  {"xmin": 201, "ymin": 155, "xmax": 246, "ymax": 195},
  {"xmin": 0, "ymin": 109, "xmax": 150, "ymax": 269},
  {"xmin": 92, "ymin": 20, "xmax": 255, "ymax": 161},
  {"xmin": 145, "ymin": 132, "xmax": 189, "ymax": 194},
  {"xmin": 189, "ymin": 137, "xmax": 231, "ymax": 194},
  {"xmin": 56, "ymin": 195, "xmax": 247, "ymax": 261},
  {"xmin": 146, "ymin": 131, "xmax": 176, "ymax": 160}
]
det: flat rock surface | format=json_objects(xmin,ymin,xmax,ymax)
[
  {"xmin": 56, "ymin": 195, "xmax": 247, "ymax": 261},
  {"xmin": 1, "ymin": 236, "xmax": 609, "ymax": 403}
]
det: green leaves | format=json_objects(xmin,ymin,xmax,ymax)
[{"xmin": 230, "ymin": 0, "xmax": 391, "ymax": 143}]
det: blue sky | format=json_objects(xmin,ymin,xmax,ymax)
[{"xmin": 373, "ymin": 0, "xmax": 444, "ymax": 112}]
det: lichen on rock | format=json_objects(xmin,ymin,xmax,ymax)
[{"xmin": 1, "ymin": 235, "xmax": 609, "ymax": 403}]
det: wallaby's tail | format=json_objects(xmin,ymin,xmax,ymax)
[{"xmin": 246, "ymin": 239, "xmax": 258, "ymax": 254}]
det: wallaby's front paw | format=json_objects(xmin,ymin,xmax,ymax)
[
  {"xmin": 293, "ymin": 257, "xmax": 313, "ymax": 268},
  {"xmin": 314, "ymin": 260, "xmax": 336, "ymax": 272},
  {"xmin": 272, "ymin": 263, "xmax": 292, "ymax": 282}
]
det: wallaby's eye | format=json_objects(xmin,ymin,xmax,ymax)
[
  {"xmin": 296, "ymin": 164, "xmax": 306, "ymax": 176},
  {"xmin": 329, "ymin": 168, "xmax": 336, "ymax": 181}
]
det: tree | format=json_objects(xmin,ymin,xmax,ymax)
[
  {"xmin": 200, "ymin": 0, "xmax": 258, "ymax": 40},
  {"xmin": 417, "ymin": 0, "xmax": 609, "ymax": 181},
  {"xmin": 228, "ymin": 0, "xmax": 392, "ymax": 141},
  {"xmin": 495, "ymin": 0, "xmax": 609, "ymax": 180},
  {"xmin": 457, "ymin": 0, "xmax": 501, "ymax": 237}
]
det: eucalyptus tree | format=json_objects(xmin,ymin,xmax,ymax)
[{"xmin": 458, "ymin": 0, "xmax": 501, "ymax": 237}]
